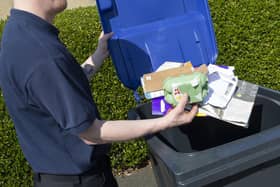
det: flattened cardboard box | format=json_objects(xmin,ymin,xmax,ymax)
[{"xmin": 141, "ymin": 62, "xmax": 208, "ymax": 99}]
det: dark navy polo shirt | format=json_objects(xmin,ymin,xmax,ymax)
[{"xmin": 0, "ymin": 9, "xmax": 110, "ymax": 174}]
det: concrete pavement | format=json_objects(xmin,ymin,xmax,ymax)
[{"xmin": 116, "ymin": 165, "xmax": 157, "ymax": 187}]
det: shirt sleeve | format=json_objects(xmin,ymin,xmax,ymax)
[{"xmin": 25, "ymin": 58, "xmax": 98, "ymax": 135}]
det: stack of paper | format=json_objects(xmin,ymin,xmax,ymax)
[
  {"xmin": 200, "ymin": 65, "xmax": 259, "ymax": 127},
  {"xmin": 203, "ymin": 64, "xmax": 238, "ymax": 108}
]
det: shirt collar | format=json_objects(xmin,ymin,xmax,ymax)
[{"xmin": 10, "ymin": 9, "xmax": 59, "ymax": 36}]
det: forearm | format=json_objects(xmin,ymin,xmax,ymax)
[
  {"xmin": 79, "ymin": 118, "xmax": 168, "ymax": 144},
  {"xmin": 79, "ymin": 95, "xmax": 198, "ymax": 145}
]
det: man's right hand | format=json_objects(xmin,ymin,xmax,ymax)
[{"xmin": 162, "ymin": 94, "xmax": 198, "ymax": 129}]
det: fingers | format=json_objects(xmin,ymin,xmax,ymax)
[
  {"xmin": 187, "ymin": 104, "xmax": 198, "ymax": 118},
  {"xmin": 178, "ymin": 104, "xmax": 197, "ymax": 125},
  {"xmin": 99, "ymin": 31, "xmax": 114, "ymax": 41},
  {"xmin": 174, "ymin": 94, "xmax": 198, "ymax": 123},
  {"xmin": 99, "ymin": 31, "xmax": 104, "ymax": 39}
]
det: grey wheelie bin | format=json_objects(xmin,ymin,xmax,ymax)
[
  {"xmin": 128, "ymin": 86, "xmax": 280, "ymax": 187},
  {"xmin": 95, "ymin": 0, "xmax": 280, "ymax": 186}
]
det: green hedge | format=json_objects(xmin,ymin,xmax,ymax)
[
  {"xmin": 0, "ymin": 1, "xmax": 280, "ymax": 186},
  {"xmin": 209, "ymin": 0, "xmax": 280, "ymax": 90}
]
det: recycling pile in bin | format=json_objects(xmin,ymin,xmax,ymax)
[
  {"xmin": 141, "ymin": 61, "xmax": 258, "ymax": 128},
  {"xmin": 96, "ymin": 0, "xmax": 280, "ymax": 186}
]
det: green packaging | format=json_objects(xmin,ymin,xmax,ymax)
[{"xmin": 163, "ymin": 72, "xmax": 208, "ymax": 106}]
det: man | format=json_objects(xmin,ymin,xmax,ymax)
[{"xmin": 0, "ymin": 0, "xmax": 198, "ymax": 186}]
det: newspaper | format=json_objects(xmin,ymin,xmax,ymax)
[{"xmin": 199, "ymin": 80, "xmax": 259, "ymax": 127}]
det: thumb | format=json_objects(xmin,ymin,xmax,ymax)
[{"xmin": 174, "ymin": 94, "xmax": 188, "ymax": 112}]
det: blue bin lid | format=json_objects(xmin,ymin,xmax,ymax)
[{"xmin": 96, "ymin": 0, "xmax": 218, "ymax": 90}]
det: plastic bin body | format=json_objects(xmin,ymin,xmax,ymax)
[{"xmin": 129, "ymin": 85, "xmax": 280, "ymax": 186}]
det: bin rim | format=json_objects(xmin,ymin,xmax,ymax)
[{"xmin": 147, "ymin": 123, "xmax": 280, "ymax": 185}]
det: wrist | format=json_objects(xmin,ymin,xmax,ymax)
[
  {"xmin": 92, "ymin": 51, "xmax": 104, "ymax": 69},
  {"xmin": 81, "ymin": 55, "xmax": 98, "ymax": 79},
  {"xmin": 155, "ymin": 116, "xmax": 170, "ymax": 132}
]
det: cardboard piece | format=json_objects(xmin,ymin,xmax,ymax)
[{"xmin": 141, "ymin": 62, "xmax": 208, "ymax": 99}]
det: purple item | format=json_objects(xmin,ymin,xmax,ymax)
[
  {"xmin": 218, "ymin": 65, "xmax": 229, "ymax": 69},
  {"xmin": 152, "ymin": 96, "xmax": 173, "ymax": 115}
]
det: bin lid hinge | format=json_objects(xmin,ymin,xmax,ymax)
[{"xmin": 133, "ymin": 90, "xmax": 143, "ymax": 104}]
